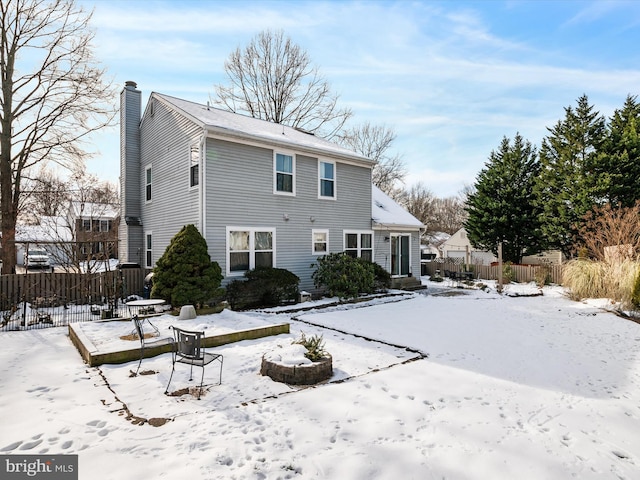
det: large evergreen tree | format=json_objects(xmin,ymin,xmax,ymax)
[
  {"xmin": 151, "ymin": 225, "xmax": 223, "ymax": 308},
  {"xmin": 599, "ymin": 95, "xmax": 640, "ymax": 207},
  {"xmin": 535, "ymin": 95, "xmax": 607, "ymax": 258},
  {"xmin": 465, "ymin": 134, "xmax": 543, "ymax": 263}
]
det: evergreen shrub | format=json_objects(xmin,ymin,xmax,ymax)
[
  {"xmin": 226, "ymin": 266, "xmax": 299, "ymax": 310},
  {"xmin": 311, "ymin": 253, "xmax": 387, "ymax": 299},
  {"xmin": 151, "ymin": 224, "xmax": 223, "ymax": 307}
]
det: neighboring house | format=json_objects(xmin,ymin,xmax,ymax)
[
  {"xmin": 120, "ymin": 81, "xmax": 422, "ymax": 293},
  {"xmin": 440, "ymin": 227, "xmax": 564, "ymax": 265},
  {"xmin": 67, "ymin": 201, "xmax": 120, "ymax": 261},
  {"xmin": 371, "ymin": 185, "xmax": 424, "ymax": 288}
]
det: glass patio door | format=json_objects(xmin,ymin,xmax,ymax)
[{"xmin": 391, "ymin": 234, "xmax": 410, "ymax": 276}]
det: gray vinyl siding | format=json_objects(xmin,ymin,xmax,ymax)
[
  {"xmin": 139, "ymin": 100, "xmax": 202, "ymax": 267},
  {"xmin": 204, "ymin": 138, "xmax": 372, "ymax": 291}
]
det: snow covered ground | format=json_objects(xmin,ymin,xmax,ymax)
[{"xmin": 1, "ymin": 280, "xmax": 639, "ymax": 479}]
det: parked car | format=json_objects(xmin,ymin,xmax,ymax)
[{"xmin": 24, "ymin": 249, "xmax": 51, "ymax": 270}]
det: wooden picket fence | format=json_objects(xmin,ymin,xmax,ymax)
[{"xmin": 421, "ymin": 261, "xmax": 564, "ymax": 285}]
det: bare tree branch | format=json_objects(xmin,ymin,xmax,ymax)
[
  {"xmin": 336, "ymin": 121, "xmax": 407, "ymax": 194},
  {"xmin": 212, "ymin": 30, "xmax": 352, "ymax": 139},
  {"xmin": 0, "ymin": 0, "xmax": 116, "ymax": 273}
]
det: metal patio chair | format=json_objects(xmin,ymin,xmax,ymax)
[
  {"xmin": 131, "ymin": 315, "xmax": 174, "ymax": 376},
  {"xmin": 165, "ymin": 326, "xmax": 223, "ymax": 400}
]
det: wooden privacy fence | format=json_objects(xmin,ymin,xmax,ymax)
[
  {"xmin": 422, "ymin": 261, "xmax": 565, "ymax": 285},
  {"xmin": 0, "ymin": 269, "xmax": 145, "ymax": 330}
]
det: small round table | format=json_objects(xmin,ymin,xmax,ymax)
[{"xmin": 126, "ymin": 299, "xmax": 166, "ymax": 335}]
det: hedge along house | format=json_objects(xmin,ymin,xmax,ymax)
[{"xmin": 372, "ymin": 185, "xmax": 424, "ymax": 290}]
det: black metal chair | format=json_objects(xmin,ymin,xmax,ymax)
[
  {"xmin": 165, "ymin": 326, "xmax": 223, "ymax": 400},
  {"xmin": 131, "ymin": 315, "xmax": 174, "ymax": 376}
]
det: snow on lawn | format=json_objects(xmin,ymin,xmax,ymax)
[{"xmin": 1, "ymin": 280, "xmax": 640, "ymax": 480}]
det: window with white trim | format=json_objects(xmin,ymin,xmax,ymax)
[
  {"xmin": 274, "ymin": 153, "xmax": 295, "ymax": 195},
  {"xmin": 189, "ymin": 143, "xmax": 199, "ymax": 188},
  {"xmin": 145, "ymin": 232, "xmax": 153, "ymax": 268},
  {"xmin": 145, "ymin": 166, "xmax": 152, "ymax": 202},
  {"xmin": 312, "ymin": 229, "xmax": 329, "ymax": 255},
  {"xmin": 344, "ymin": 231, "xmax": 373, "ymax": 262},
  {"xmin": 319, "ymin": 160, "xmax": 335, "ymax": 199},
  {"xmin": 227, "ymin": 227, "xmax": 275, "ymax": 275},
  {"xmin": 99, "ymin": 220, "xmax": 111, "ymax": 232}
]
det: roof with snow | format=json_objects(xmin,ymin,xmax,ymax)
[
  {"xmin": 69, "ymin": 201, "xmax": 119, "ymax": 219},
  {"xmin": 372, "ymin": 185, "xmax": 424, "ymax": 229},
  {"xmin": 15, "ymin": 216, "xmax": 73, "ymax": 242},
  {"xmin": 151, "ymin": 93, "xmax": 373, "ymax": 165}
]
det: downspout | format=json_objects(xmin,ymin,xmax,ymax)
[{"xmin": 200, "ymin": 131, "xmax": 207, "ymax": 234}]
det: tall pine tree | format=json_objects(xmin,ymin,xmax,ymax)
[
  {"xmin": 535, "ymin": 95, "xmax": 607, "ymax": 258},
  {"xmin": 465, "ymin": 134, "xmax": 543, "ymax": 264},
  {"xmin": 599, "ymin": 95, "xmax": 640, "ymax": 207}
]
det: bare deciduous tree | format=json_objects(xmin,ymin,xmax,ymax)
[
  {"xmin": 396, "ymin": 182, "xmax": 435, "ymax": 226},
  {"xmin": 0, "ymin": 0, "xmax": 116, "ymax": 273},
  {"xmin": 396, "ymin": 182, "xmax": 466, "ymax": 240},
  {"xmin": 337, "ymin": 122, "xmax": 406, "ymax": 195},
  {"xmin": 21, "ymin": 168, "xmax": 70, "ymax": 220},
  {"xmin": 213, "ymin": 30, "xmax": 352, "ymax": 139},
  {"xmin": 578, "ymin": 201, "xmax": 640, "ymax": 261}
]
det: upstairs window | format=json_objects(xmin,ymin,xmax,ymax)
[
  {"xmin": 319, "ymin": 161, "xmax": 335, "ymax": 199},
  {"xmin": 145, "ymin": 166, "xmax": 152, "ymax": 202},
  {"xmin": 274, "ymin": 153, "xmax": 294, "ymax": 195},
  {"xmin": 189, "ymin": 143, "xmax": 200, "ymax": 188}
]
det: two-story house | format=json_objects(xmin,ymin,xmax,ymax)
[
  {"xmin": 119, "ymin": 81, "xmax": 422, "ymax": 292},
  {"xmin": 68, "ymin": 201, "xmax": 120, "ymax": 262}
]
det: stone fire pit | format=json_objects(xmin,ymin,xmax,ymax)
[{"xmin": 260, "ymin": 343, "xmax": 333, "ymax": 385}]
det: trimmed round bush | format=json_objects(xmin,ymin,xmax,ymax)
[{"xmin": 226, "ymin": 267, "xmax": 299, "ymax": 310}]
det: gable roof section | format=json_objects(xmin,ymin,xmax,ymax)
[
  {"xmin": 150, "ymin": 93, "xmax": 373, "ymax": 166},
  {"xmin": 372, "ymin": 185, "xmax": 424, "ymax": 230}
]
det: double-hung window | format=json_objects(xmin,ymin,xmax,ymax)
[
  {"xmin": 145, "ymin": 166, "xmax": 152, "ymax": 202},
  {"xmin": 344, "ymin": 231, "xmax": 373, "ymax": 262},
  {"xmin": 189, "ymin": 143, "xmax": 200, "ymax": 188},
  {"xmin": 145, "ymin": 232, "xmax": 153, "ymax": 268},
  {"xmin": 319, "ymin": 160, "xmax": 336, "ymax": 199},
  {"xmin": 274, "ymin": 153, "xmax": 295, "ymax": 195},
  {"xmin": 227, "ymin": 227, "xmax": 275, "ymax": 275},
  {"xmin": 312, "ymin": 230, "xmax": 329, "ymax": 255}
]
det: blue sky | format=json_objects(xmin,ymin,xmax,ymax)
[{"xmin": 81, "ymin": 0, "xmax": 640, "ymax": 197}]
